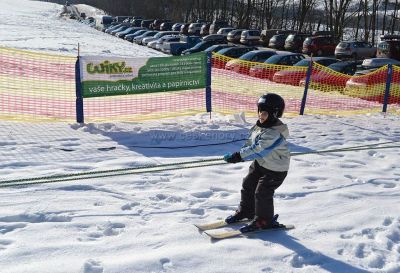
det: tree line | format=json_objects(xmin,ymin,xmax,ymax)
[{"xmin": 44, "ymin": 0, "xmax": 400, "ymax": 44}]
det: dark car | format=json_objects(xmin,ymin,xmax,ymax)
[
  {"xmin": 141, "ymin": 19, "xmax": 154, "ymax": 28},
  {"xmin": 249, "ymin": 53, "xmax": 305, "ymax": 80},
  {"xmin": 272, "ymin": 57, "xmax": 339, "ymax": 85},
  {"xmin": 212, "ymin": 46, "xmax": 257, "ymax": 69},
  {"xmin": 200, "ymin": 23, "xmax": 211, "ymax": 36},
  {"xmin": 125, "ymin": 29, "xmax": 148, "ymax": 42},
  {"xmin": 269, "ymin": 33, "xmax": 294, "ymax": 50},
  {"xmin": 116, "ymin": 27, "xmax": 144, "ymax": 39},
  {"xmin": 160, "ymin": 22, "xmax": 173, "ymax": 31},
  {"xmin": 302, "ymin": 36, "xmax": 337, "ymax": 56},
  {"xmin": 181, "ymin": 40, "xmax": 225, "ymax": 55},
  {"xmin": 110, "ymin": 25, "xmax": 129, "ymax": 36},
  {"xmin": 130, "ymin": 18, "xmax": 143, "ymax": 27},
  {"xmin": 225, "ymin": 50, "xmax": 278, "ymax": 75},
  {"xmin": 180, "ymin": 23, "xmax": 190, "ymax": 35},
  {"xmin": 204, "ymin": 44, "xmax": 235, "ymax": 54},
  {"xmin": 284, "ymin": 33, "xmax": 311, "ymax": 52},
  {"xmin": 171, "ymin": 23, "xmax": 184, "ymax": 31},
  {"xmin": 209, "ymin": 20, "xmax": 228, "ymax": 34},
  {"xmin": 377, "ymin": 35, "xmax": 400, "ymax": 61}
]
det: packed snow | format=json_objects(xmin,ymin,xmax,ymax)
[{"xmin": 0, "ymin": 1, "xmax": 400, "ymax": 273}]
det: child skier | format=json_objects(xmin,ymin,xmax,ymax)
[{"xmin": 223, "ymin": 93, "xmax": 290, "ymax": 232}]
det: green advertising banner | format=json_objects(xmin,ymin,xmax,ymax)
[{"xmin": 79, "ymin": 52, "xmax": 208, "ymax": 98}]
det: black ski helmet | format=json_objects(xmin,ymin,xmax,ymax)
[{"xmin": 257, "ymin": 93, "xmax": 285, "ymax": 118}]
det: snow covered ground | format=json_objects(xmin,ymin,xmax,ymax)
[{"xmin": 1, "ymin": 1, "xmax": 400, "ymax": 273}]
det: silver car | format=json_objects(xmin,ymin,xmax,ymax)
[{"xmin": 335, "ymin": 41, "xmax": 376, "ymax": 60}]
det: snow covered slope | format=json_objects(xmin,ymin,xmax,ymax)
[{"xmin": 0, "ymin": 1, "xmax": 399, "ymax": 273}]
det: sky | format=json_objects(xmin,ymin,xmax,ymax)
[{"xmin": 0, "ymin": 1, "xmax": 400, "ymax": 273}]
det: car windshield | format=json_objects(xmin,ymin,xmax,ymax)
[
  {"xmin": 239, "ymin": 51, "xmax": 257, "ymax": 60},
  {"xmin": 265, "ymin": 55, "xmax": 285, "ymax": 64},
  {"xmin": 327, "ymin": 62, "xmax": 350, "ymax": 72},
  {"xmin": 337, "ymin": 42, "xmax": 350, "ymax": 48},
  {"xmin": 134, "ymin": 30, "xmax": 146, "ymax": 35},
  {"xmin": 294, "ymin": 59, "xmax": 311, "ymax": 66},
  {"xmin": 192, "ymin": 41, "xmax": 207, "ymax": 50},
  {"xmin": 204, "ymin": 45, "xmax": 220, "ymax": 52}
]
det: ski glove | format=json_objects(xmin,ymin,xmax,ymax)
[{"xmin": 223, "ymin": 152, "xmax": 243, "ymax": 163}]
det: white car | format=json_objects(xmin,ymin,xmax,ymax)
[{"xmin": 142, "ymin": 31, "xmax": 179, "ymax": 46}]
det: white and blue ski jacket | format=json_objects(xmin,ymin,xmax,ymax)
[{"xmin": 239, "ymin": 120, "xmax": 290, "ymax": 172}]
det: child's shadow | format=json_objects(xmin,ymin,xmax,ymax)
[{"xmin": 254, "ymin": 233, "xmax": 371, "ymax": 273}]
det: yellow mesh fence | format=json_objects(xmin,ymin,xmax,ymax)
[
  {"xmin": 0, "ymin": 47, "xmax": 76, "ymax": 122},
  {"xmin": 1, "ymin": 47, "xmax": 399, "ymax": 124}
]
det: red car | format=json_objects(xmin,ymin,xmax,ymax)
[
  {"xmin": 272, "ymin": 57, "xmax": 338, "ymax": 86},
  {"xmin": 302, "ymin": 35, "xmax": 337, "ymax": 56},
  {"xmin": 298, "ymin": 61, "xmax": 358, "ymax": 91},
  {"xmin": 225, "ymin": 50, "xmax": 276, "ymax": 75},
  {"xmin": 344, "ymin": 58, "xmax": 400, "ymax": 103},
  {"xmin": 249, "ymin": 53, "xmax": 304, "ymax": 80}
]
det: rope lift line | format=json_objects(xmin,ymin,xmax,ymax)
[{"xmin": 0, "ymin": 141, "xmax": 399, "ymax": 188}]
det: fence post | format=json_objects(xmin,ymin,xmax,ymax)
[
  {"xmin": 75, "ymin": 56, "xmax": 84, "ymax": 123},
  {"xmin": 300, "ymin": 59, "xmax": 313, "ymax": 115},
  {"xmin": 382, "ymin": 64, "xmax": 392, "ymax": 113},
  {"xmin": 206, "ymin": 52, "xmax": 212, "ymax": 118}
]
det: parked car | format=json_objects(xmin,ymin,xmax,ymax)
[
  {"xmin": 160, "ymin": 22, "xmax": 173, "ymax": 31},
  {"xmin": 240, "ymin": 30, "xmax": 261, "ymax": 45},
  {"xmin": 110, "ymin": 25, "xmax": 129, "ymax": 36},
  {"xmin": 130, "ymin": 18, "xmax": 143, "ymax": 27},
  {"xmin": 298, "ymin": 61, "xmax": 360, "ymax": 91},
  {"xmin": 162, "ymin": 35, "xmax": 202, "ymax": 55},
  {"xmin": 209, "ymin": 20, "xmax": 228, "ymax": 34},
  {"xmin": 377, "ymin": 34, "xmax": 400, "ymax": 61},
  {"xmin": 202, "ymin": 34, "xmax": 226, "ymax": 43},
  {"xmin": 142, "ymin": 31, "xmax": 179, "ymax": 46},
  {"xmin": 227, "ymin": 29, "xmax": 246, "ymax": 43},
  {"xmin": 141, "ymin": 19, "xmax": 154, "ymax": 29},
  {"xmin": 249, "ymin": 53, "xmax": 305, "ymax": 80},
  {"xmin": 269, "ymin": 33, "xmax": 295, "ymax": 50},
  {"xmin": 272, "ymin": 57, "xmax": 339, "ymax": 86},
  {"xmin": 105, "ymin": 23, "xmax": 124, "ymax": 34},
  {"xmin": 150, "ymin": 35, "xmax": 181, "ymax": 50},
  {"xmin": 217, "ymin": 27, "xmax": 236, "ymax": 36},
  {"xmin": 212, "ymin": 46, "xmax": 258, "ymax": 68},
  {"xmin": 171, "ymin": 23, "xmax": 184, "ymax": 31},
  {"xmin": 182, "ymin": 39, "xmax": 226, "ymax": 55},
  {"xmin": 155, "ymin": 35, "xmax": 181, "ymax": 51},
  {"xmin": 344, "ymin": 58, "xmax": 400, "ymax": 102},
  {"xmin": 179, "ymin": 23, "xmax": 190, "ymax": 35},
  {"xmin": 94, "ymin": 15, "xmax": 113, "ymax": 31},
  {"xmin": 335, "ymin": 41, "xmax": 376, "ymax": 60},
  {"xmin": 284, "ymin": 33, "xmax": 311, "ymax": 52},
  {"xmin": 125, "ymin": 29, "xmax": 148, "ymax": 42},
  {"xmin": 200, "ymin": 23, "xmax": 211, "ymax": 36},
  {"xmin": 361, "ymin": 57, "xmax": 400, "ymax": 69},
  {"xmin": 188, "ymin": 22, "xmax": 203, "ymax": 35},
  {"xmin": 204, "ymin": 44, "xmax": 235, "ymax": 54},
  {"xmin": 116, "ymin": 27, "xmax": 144, "ymax": 39},
  {"xmin": 259, "ymin": 29, "xmax": 281, "ymax": 46},
  {"xmin": 225, "ymin": 50, "xmax": 277, "ymax": 75},
  {"xmin": 133, "ymin": 30, "xmax": 159, "ymax": 45},
  {"xmin": 302, "ymin": 35, "xmax": 337, "ymax": 56}
]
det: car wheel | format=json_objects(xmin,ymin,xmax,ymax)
[{"xmin": 317, "ymin": 49, "xmax": 323, "ymax": 56}]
